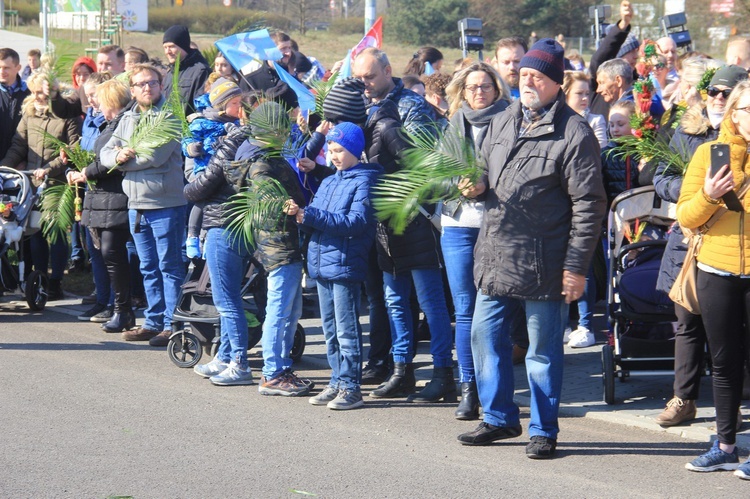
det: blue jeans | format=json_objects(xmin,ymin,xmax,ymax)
[
  {"xmin": 383, "ymin": 268, "xmax": 453, "ymax": 367},
  {"xmin": 260, "ymin": 261, "xmax": 303, "ymax": 379},
  {"xmin": 70, "ymin": 221, "xmax": 85, "ymax": 261},
  {"xmin": 576, "ymin": 263, "xmax": 596, "ymax": 330},
  {"xmin": 441, "ymin": 226, "xmax": 479, "ymax": 382},
  {"xmin": 128, "ymin": 206, "xmax": 186, "ymax": 332},
  {"xmin": 472, "ymin": 292, "xmax": 568, "ymax": 439},
  {"xmin": 85, "ymin": 228, "xmax": 113, "ymax": 306},
  {"xmin": 317, "ymin": 279, "xmax": 363, "ymax": 390},
  {"xmin": 204, "ymin": 228, "xmax": 251, "ymax": 367}
]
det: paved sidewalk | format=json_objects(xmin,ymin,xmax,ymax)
[{"xmin": 9, "ymin": 290, "xmax": 747, "ymax": 450}]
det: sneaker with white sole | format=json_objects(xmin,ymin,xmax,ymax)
[
  {"xmin": 309, "ymin": 385, "xmax": 339, "ymax": 406},
  {"xmin": 735, "ymin": 458, "xmax": 750, "ymax": 480},
  {"xmin": 210, "ymin": 362, "xmax": 255, "ymax": 386},
  {"xmin": 568, "ymin": 327, "xmax": 595, "ymax": 348},
  {"xmin": 194, "ymin": 357, "xmax": 230, "ymax": 378},
  {"xmin": 685, "ymin": 440, "xmax": 739, "ymax": 472},
  {"xmin": 327, "ymin": 388, "xmax": 364, "ymax": 410},
  {"xmin": 77, "ymin": 303, "xmax": 107, "ymax": 321}
]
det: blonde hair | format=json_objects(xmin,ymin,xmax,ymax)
[
  {"xmin": 609, "ymin": 99, "xmax": 636, "ymax": 118},
  {"xmin": 562, "ymin": 70, "xmax": 590, "ymax": 95},
  {"xmin": 725, "ymin": 80, "xmax": 750, "ymax": 115},
  {"xmin": 445, "ymin": 62, "xmax": 510, "ymax": 117},
  {"xmin": 96, "ymin": 79, "xmax": 131, "ymax": 113},
  {"xmin": 21, "ymin": 71, "xmax": 48, "ymax": 116}
]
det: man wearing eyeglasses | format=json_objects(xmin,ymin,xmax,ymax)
[{"xmin": 100, "ymin": 63, "xmax": 187, "ymax": 346}]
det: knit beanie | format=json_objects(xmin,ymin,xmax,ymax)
[
  {"xmin": 209, "ymin": 80, "xmax": 242, "ymax": 109},
  {"xmin": 711, "ymin": 65, "xmax": 748, "ymax": 89},
  {"xmin": 163, "ymin": 25, "xmax": 191, "ymax": 54},
  {"xmin": 519, "ymin": 38, "xmax": 565, "ymax": 85},
  {"xmin": 323, "ymin": 77, "xmax": 367, "ymax": 125},
  {"xmin": 617, "ymin": 33, "xmax": 640, "ymax": 58},
  {"xmin": 326, "ymin": 122, "xmax": 365, "ymax": 159}
]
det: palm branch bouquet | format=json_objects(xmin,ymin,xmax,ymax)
[
  {"xmin": 223, "ymin": 177, "xmax": 291, "ymax": 249},
  {"xmin": 37, "ymin": 131, "xmax": 96, "ymax": 244},
  {"xmin": 165, "ymin": 55, "xmax": 191, "ymax": 138},
  {"xmin": 309, "ymin": 71, "xmax": 339, "ymax": 120},
  {"xmin": 372, "ymin": 124, "xmax": 484, "ymax": 234},
  {"xmin": 245, "ymin": 101, "xmax": 308, "ymax": 160}
]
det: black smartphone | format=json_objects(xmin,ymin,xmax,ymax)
[{"xmin": 710, "ymin": 144, "xmax": 744, "ymax": 212}]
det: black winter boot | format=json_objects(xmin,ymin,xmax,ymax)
[
  {"xmin": 369, "ymin": 362, "xmax": 416, "ymax": 398},
  {"xmin": 407, "ymin": 367, "xmax": 457, "ymax": 403},
  {"xmin": 102, "ymin": 309, "xmax": 136, "ymax": 333},
  {"xmin": 47, "ymin": 278, "xmax": 64, "ymax": 301},
  {"xmin": 454, "ymin": 381, "xmax": 479, "ymax": 420}
]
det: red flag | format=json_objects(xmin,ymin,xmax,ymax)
[{"xmin": 351, "ymin": 17, "xmax": 383, "ymax": 59}]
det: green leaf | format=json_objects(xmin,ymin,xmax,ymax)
[
  {"xmin": 245, "ymin": 103, "xmax": 307, "ymax": 160},
  {"xmin": 110, "ymin": 108, "xmax": 182, "ymax": 173},
  {"xmin": 607, "ymin": 133, "xmax": 690, "ymax": 176},
  {"xmin": 309, "ymin": 71, "xmax": 339, "ymax": 120},
  {"xmin": 165, "ymin": 54, "xmax": 191, "ymax": 138},
  {"xmin": 223, "ymin": 176, "xmax": 290, "ymax": 250},
  {"xmin": 38, "ymin": 128, "xmax": 96, "ymax": 187},
  {"xmin": 39, "ymin": 183, "xmax": 75, "ymax": 245},
  {"xmin": 372, "ymin": 124, "xmax": 484, "ymax": 234}
]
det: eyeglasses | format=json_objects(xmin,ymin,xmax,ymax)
[
  {"xmin": 132, "ymin": 80, "xmax": 159, "ymax": 89},
  {"xmin": 707, "ymin": 86, "xmax": 732, "ymax": 99},
  {"xmin": 465, "ymin": 84, "xmax": 494, "ymax": 94},
  {"xmin": 736, "ymin": 106, "xmax": 750, "ymax": 114}
]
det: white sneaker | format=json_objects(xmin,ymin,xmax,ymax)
[
  {"xmin": 563, "ymin": 327, "xmax": 573, "ymax": 344},
  {"xmin": 568, "ymin": 327, "xmax": 595, "ymax": 348},
  {"xmin": 209, "ymin": 362, "xmax": 255, "ymax": 386},
  {"xmin": 193, "ymin": 356, "xmax": 230, "ymax": 378}
]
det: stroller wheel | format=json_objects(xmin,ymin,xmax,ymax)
[
  {"xmin": 25, "ymin": 270, "xmax": 48, "ymax": 311},
  {"xmin": 168, "ymin": 331, "xmax": 203, "ymax": 368},
  {"xmin": 290, "ymin": 323, "xmax": 306, "ymax": 362},
  {"xmin": 602, "ymin": 344, "xmax": 616, "ymax": 405}
]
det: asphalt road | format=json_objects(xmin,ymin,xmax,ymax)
[{"xmin": 1, "ymin": 303, "xmax": 748, "ymax": 498}]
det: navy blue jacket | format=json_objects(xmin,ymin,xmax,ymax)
[
  {"xmin": 0, "ymin": 76, "xmax": 29, "ymax": 159},
  {"xmin": 301, "ymin": 162, "xmax": 382, "ymax": 282}
]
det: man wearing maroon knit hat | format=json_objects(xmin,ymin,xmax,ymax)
[{"xmin": 456, "ymin": 38, "xmax": 607, "ymax": 458}]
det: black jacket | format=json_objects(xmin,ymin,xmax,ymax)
[
  {"xmin": 0, "ymin": 76, "xmax": 29, "ymax": 159},
  {"xmin": 475, "ymin": 91, "xmax": 607, "ymax": 299},
  {"xmin": 183, "ymin": 123, "xmax": 248, "ymax": 230},
  {"xmin": 364, "ymin": 99, "xmax": 409, "ymax": 175},
  {"xmin": 653, "ymin": 106, "xmax": 719, "ymax": 294},
  {"xmin": 589, "ymin": 21, "xmax": 638, "ymax": 118},
  {"xmin": 163, "ymin": 49, "xmax": 211, "ymax": 116},
  {"xmin": 81, "ymin": 109, "xmax": 130, "ymax": 229},
  {"xmin": 238, "ymin": 61, "xmax": 298, "ymax": 110}
]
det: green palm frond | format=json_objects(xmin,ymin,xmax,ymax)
[
  {"xmin": 202, "ymin": 45, "xmax": 219, "ymax": 69},
  {"xmin": 39, "ymin": 129, "xmax": 95, "ymax": 171},
  {"xmin": 310, "ymin": 71, "xmax": 339, "ymax": 119},
  {"xmin": 372, "ymin": 124, "xmax": 485, "ymax": 234},
  {"xmin": 165, "ymin": 55, "xmax": 190, "ymax": 138},
  {"xmin": 39, "ymin": 183, "xmax": 75, "ymax": 245},
  {"xmin": 607, "ymin": 133, "xmax": 690, "ymax": 175},
  {"xmin": 245, "ymin": 103, "xmax": 307, "ymax": 160},
  {"xmin": 223, "ymin": 177, "xmax": 290, "ymax": 249},
  {"xmin": 41, "ymin": 47, "xmax": 78, "ymax": 86}
]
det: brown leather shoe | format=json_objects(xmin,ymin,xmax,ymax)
[
  {"xmin": 655, "ymin": 397, "xmax": 697, "ymax": 426},
  {"xmin": 122, "ymin": 327, "xmax": 160, "ymax": 342},
  {"xmin": 512, "ymin": 345, "xmax": 527, "ymax": 365},
  {"xmin": 148, "ymin": 330, "xmax": 172, "ymax": 347}
]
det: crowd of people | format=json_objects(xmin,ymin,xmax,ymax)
[{"xmin": 1, "ymin": 0, "xmax": 750, "ymax": 473}]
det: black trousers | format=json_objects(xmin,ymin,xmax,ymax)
[
  {"xmin": 697, "ymin": 269, "xmax": 750, "ymax": 445},
  {"xmin": 99, "ymin": 228, "xmax": 132, "ymax": 313},
  {"xmin": 673, "ymin": 303, "xmax": 707, "ymax": 400}
]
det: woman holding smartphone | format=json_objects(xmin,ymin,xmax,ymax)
[{"xmin": 677, "ymin": 80, "xmax": 750, "ymax": 478}]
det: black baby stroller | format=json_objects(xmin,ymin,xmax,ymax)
[
  {"xmin": 602, "ymin": 185, "xmax": 678, "ymax": 404},
  {"xmin": 0, "ymin": 167, "xmax": 48, "ymax": 310},
  {"xmin": 167, "ymin": 256, "xmax": 306, "ymax": 368}
]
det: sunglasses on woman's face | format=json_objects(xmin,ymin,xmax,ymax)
[{"xmin": 707, "ymin": 86, "xmax": 732, "ymax": 99}]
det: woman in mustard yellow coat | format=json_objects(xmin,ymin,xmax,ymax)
[{"xmin": 677, "ymin": 80, "xmax": 750, "ymax": 478}]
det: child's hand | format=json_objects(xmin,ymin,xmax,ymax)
[
  {"xmin": 295, "ymin": 208, "xmax": 305, "ymax": 224},
  {"xmin": 298, "ymin": 157, "xmax": 316, "ymax": 173},
  {"xmin": 283, "ymin": 199, "xmax": 299, "ymax": 216},
  {"xmin": 316, "ymin": 120, "xmax": 333, "ymax": 135}
]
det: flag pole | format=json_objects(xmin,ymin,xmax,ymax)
[{"xmin": 364, "ymin": 0, "xmax": 376, "ymax": 32}]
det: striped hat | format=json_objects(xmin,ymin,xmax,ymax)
[
  {"xmin": 209, "ymin": 80, "xmax": 241, "ymax": 109},
  {"xmin": 519, "ymin": 38, "xmax": 565, "ymax": 85},
  {"xmin": 323, "ymin": 77, "xmax": 367, "ymax": 125}
]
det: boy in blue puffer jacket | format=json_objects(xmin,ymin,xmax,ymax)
[
  {"xmin": 286, "ymin": 122, "xmax": 382, "ymax": 410},
  {"xmin": 181, "ymin": 79, "xmax": 242, "ymax": 257}
]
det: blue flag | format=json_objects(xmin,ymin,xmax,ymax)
[
  {"xmin": 424, "ymin": 61, "xmax": 435, "ymax": 75},
  {"xmin": 335, "ymin": 49, "xmax": 353, "ymax": 83},
  {"xmin": 214, "ymin": 29, "xmax": 284, "ymax": 74},
  {"xmin": 275, "ymin": 63, "xmax": 316, "ymax": 112}
]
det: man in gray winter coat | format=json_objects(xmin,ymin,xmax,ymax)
[
  {"xmin": 456, "ymin": 39, "xmax": 607, "ymax": 459},
  {"xmin": 100, "ymin": 63, "xmax": 187, "ymax": 346}
]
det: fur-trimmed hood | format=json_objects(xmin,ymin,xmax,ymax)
[{"xmin": 678, "ymin": 103, "xmax": 711, "ymax": 136}]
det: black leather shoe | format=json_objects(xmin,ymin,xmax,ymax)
[
  {"xmin": 102, "ymin": 310, "xmax": 136, "ymax": 333},
  {"xmin": 455, "ymin": 381, "xmax": 480, "ymax": 420},
  {"xmin": 457, "ymin": 422, "xmax": 522, "ymax": 446}
]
